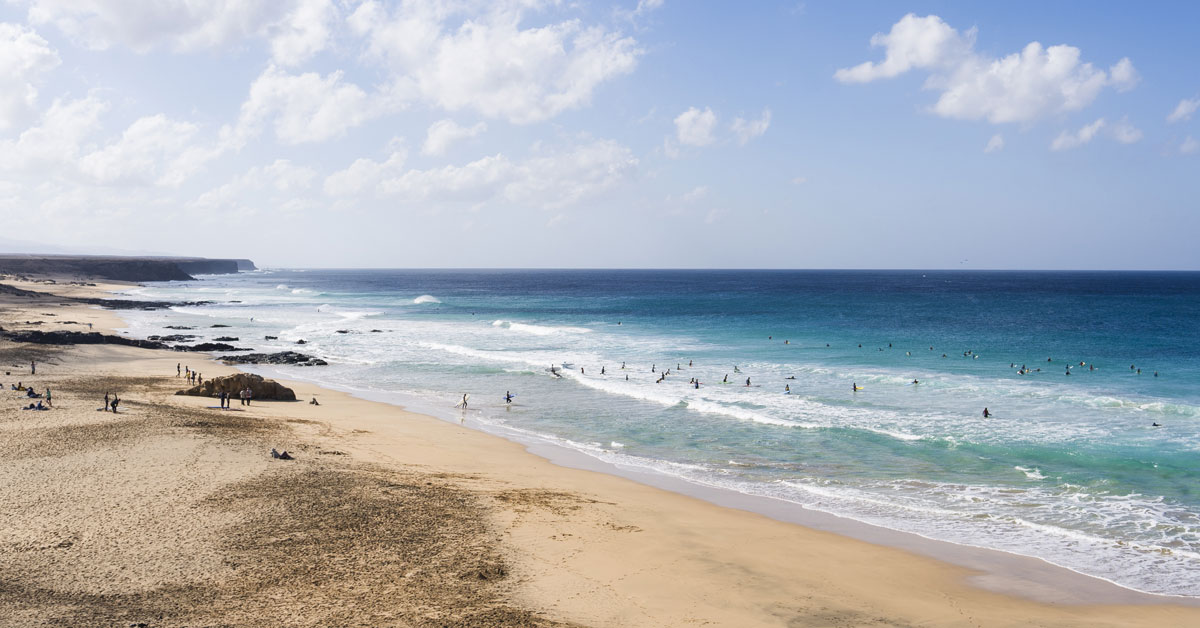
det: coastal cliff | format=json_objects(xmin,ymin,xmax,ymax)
[{"xmin": 0, "ymin": 255, "xmax": 256, "ymax": 282}]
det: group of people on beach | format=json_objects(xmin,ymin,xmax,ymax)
[
  {"xmin": 213, "ymin": 387, "xmax": 254, "ymax": 408},
  {"xmin": 179, "ymin": 363, "xmax": 203, "ymax": 386}
]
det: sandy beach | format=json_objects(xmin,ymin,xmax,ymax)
[{"xmin": 3, "ymin": 277, "xmax": 1199, "ymax": 627}]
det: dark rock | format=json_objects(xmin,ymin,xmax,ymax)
[
  {"xmin": 213, "ymin": 336, "xmax": 239, "ymax": 341},
  {"xmin": 2, "ymin": 329, "xmax": 165, "ymax": 349},
  {"xmin": 335, "ymin": 329, "xmax": 351, "ymax": 334},
  {"xmin": 370, "ymin": 329, "xmax": 383, "ymax": 333},
  {"xmin": 74, "ymin": 297, "xmax": 213, "ymax": 310},
  {"xmin": 147, "ymin": 334, "xmax": 197, "ymax": 342},
  {"xmin": 164, "ymin": 325, "xmax": 194, "ymax": 330},
  {"xmin": 218, "ymin": 351, "xmax": 327, "ymax": 366},
  {"xmin": 264, "ymin": 335, "xmax": 278, "ymax": 340},
  {"xmin": 296, "ymin": 339, "xmax": 306, "ymax": 344},
  {"xmin": 210, "ymin": 324, "xmax": 230, "ymax": 328},
  {"xmin": 175, "ymin": 372, "xmax": 295, "ymax": 400},
  {"xmin": 175, "ymin": 342, "xmax": 252, "ymax": 352}
]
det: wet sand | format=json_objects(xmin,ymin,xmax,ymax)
[{"xmin": 2, "ymin": 278, "xmax": 1199, "ymax": 627}]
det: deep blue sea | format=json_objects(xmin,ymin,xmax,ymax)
[{"xmin": 115, "ymin": 269, "xmax": 1200, "ymax": 597}]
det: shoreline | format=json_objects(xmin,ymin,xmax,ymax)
[
  {"xmin": 243, "ymin": 363, "xmax": 1200, "ymax": 607},
  {"xmin": 4, "ymin": 276, "xmax": 1200, "ymax": 626}
]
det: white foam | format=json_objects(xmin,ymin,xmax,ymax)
[
  {"xmin": 414, "ymin": 295, "xmax": 441, "ymax": 304},
  {"xmin": 491, "ymin": 319, "xmax": 592, "ymax": 336}
]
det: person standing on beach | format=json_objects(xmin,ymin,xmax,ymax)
[
  {"xmin": 30, "ymin": 361, "xmax": 35, "ymax": 375},
  {"xmin": 45, "ymin": 388, "xmax": 52, "ymax": 407},
  {"xmin": 104, "ymin": 392, "xmax": 110, "ymax": 412},
  {"xmin": 177, "ymin": 363, "xmax": 181, "ymax": 377},
  {"xmin": 245, "ymin": 388, "xmax": 252, "ymax": 406}
]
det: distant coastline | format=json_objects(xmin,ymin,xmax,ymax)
[{"xmin": 0, "ymin": 254, "xmax": 255, "ymax": 282}]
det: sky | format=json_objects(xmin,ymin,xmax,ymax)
[{"xmin": 0, "ymin": 0, "xmax": 1197, "ymax": 270}]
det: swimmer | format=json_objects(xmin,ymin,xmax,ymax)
[
  {"xmin": 785, "ymin": 376, "xmax": 796, "ymax": 380},
  {"xmin": 694, "ymin": 380, "xmax": 700, "ymax": 389},
  {"xmin": 1152, "ymin": 422, "xmax": 1162, "ymax": 427},
  {"xmin": 912, "ymin": 379, "xmax": 919, "ymax": 384},
  {"xmin": 983, "ymin": 407, "xmax": 991, "ymax": 418}
]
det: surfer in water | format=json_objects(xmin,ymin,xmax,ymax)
[
  {"xmin": 459, "ymin": 394, "xmax": 469, "ymax": 408},
  {"xmin": 505, "ymin": 391, "xmax": 514, "ymax": 404},
  {"xmin": 746, "ymin": 377, "xmax": 752, "ymax": 387},
  {"xmin": 723, "ymin": 374, "xmax": 728, "ymax": 383},
  {"xmin": 983, "ymin": 407, "xmax": 991, "ymax": 418},
  {"xmin": 852, "ymin": 382, "xmax": 859, "ymax": 391},
  {"xmin": 784, "ymin": 384, "xmax": 790, "ymax": 394}
]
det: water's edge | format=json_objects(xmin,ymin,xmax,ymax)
[{"xmin": 240, "ymin": 361, "xmax": 1199, "ymax": 607}]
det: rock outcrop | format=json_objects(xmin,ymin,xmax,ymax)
[
  {"xmin": 174, "ymin": 342, "xmax": 252, "ymax": 352},
  {"xmin": 0, "ymin": 255, "xmax": 256, "ymax": 282},
  {"xmin": 217, "ymin": 351, "xmax": 327, "ymax": 366},
  {"xmin": 1, "ymin": 329, "xmax": 166, "ymax": 349},
  {"xmin": 175, "ymin": 373, "xmax": 295, "ymax": 401}
]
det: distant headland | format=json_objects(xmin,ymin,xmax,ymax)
[{"xmin": 0, "ymin": 254, "xmax": 255, "ymax": 282}]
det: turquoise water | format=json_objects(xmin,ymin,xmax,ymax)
[{"xmin": 116, "ymin": 269, "xmax": 1200, "ymax": 596}]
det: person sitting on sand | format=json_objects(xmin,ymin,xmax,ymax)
[{"xmin": 310, "ymin": 397, "xmax": 320, "ymax": 405}]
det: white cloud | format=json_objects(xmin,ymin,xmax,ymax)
[
  {"xmin": 234, "ymin": 65, "xmax": 383, "ymax": 145},
  {"xmin": 0, "ymin": 22, "xmax": 60, "ymax": 132},
  {"xmin": 327, "ymin": 138, "xmax": 637, "ymax": 210},
  {"xmin": 193, "ymin": 158, "xmax": 317, "ymax": 214},
  {"xmin": 681, "ymin": 185, "xmax": 708, "ymax": 202},
  {"xmin": 20, "ymin": 0, "xmax": 334, "ymax": 62},
  {"xmin": 323, "ymin": 149, "xmax": 408, "ymax": 197},
  {"xmin": 1050, "ymin": 118, "xmax": 1104, "ymax": 151},
  {"xmin": 731, "ymin": 108, "xmax": 771, "ymax": 145},
  {"xmin": 836, "ymin": 13, "xmax": 1137, "ymax": 124},
  {"xmin": 267, "ymin": 0, "xmax": 336, "ymax": 66},
  {"xmin": 984, "ymin": 133, "xmax": 1004, "ymax": 153},
  {"xmin": 78, "ymin": 114, "xmax": 200, "ymax": 186},
  {"xmin": 0, "ymin": 95, "xmax": 106, "ymax": 172},
  {"xmin": 422, "ymin": 119, "xmax": 487, "ymax": 156},
  {"xmin": 675, "ymin": 107, "xmax": 716, "ymax": 146},
  {"xmin": 834, "ymin": 14, "xmax": 971, "ymax": 83},
  {"xmin": 791, "ymin": 176, "xmax": 807, "ymax": 185},
  {"xmin": 1111, "ymin": 118, "xmax": 1142, "ymax": 144},
  {"xmin": 351, "ymin": 0, "xmax": 641, "ymax": 124},
  {"xmin": 1181, "ymin": 136, "xmax": 1199, "ymax": 155},
  {"xmin": 1167, "ymin": 97, "xmax": 1199, "ymax": 124}
]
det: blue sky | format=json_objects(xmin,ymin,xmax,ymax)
[{"xmin": 0, "ymin": 1, "xmax": 1196, "ymax": 269}]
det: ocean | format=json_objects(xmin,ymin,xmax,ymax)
[{"xmin": 114, "ymin": 269, "xmax": 1200, "ymax": 597}]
